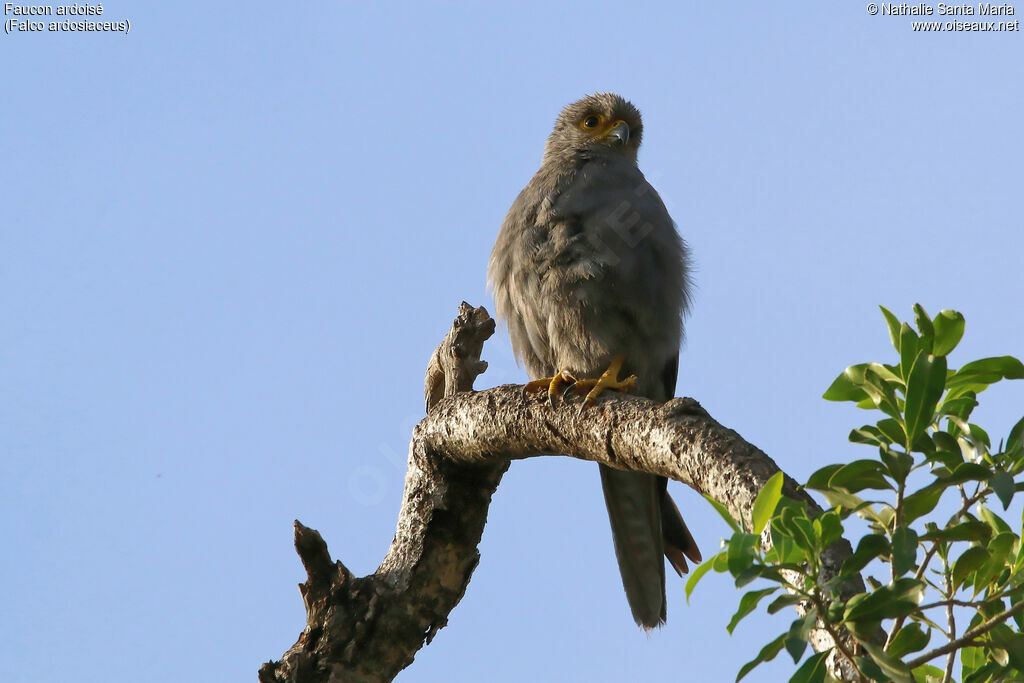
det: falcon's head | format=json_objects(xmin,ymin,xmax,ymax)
[{"xmin": 543, "ymin": 92, "xmax": 644, "ymax": 162}]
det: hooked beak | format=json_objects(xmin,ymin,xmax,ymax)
[{"xmin": 605, "ymin": 120, "xmax": 629, "ymax": 146}]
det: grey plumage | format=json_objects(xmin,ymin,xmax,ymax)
[{"xmin": 488, "ymin": 93, "xmax": 701, "ymax": 629}]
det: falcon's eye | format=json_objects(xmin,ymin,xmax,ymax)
[{"xmin": 582, "ymin": 115, "xmax": 601, "ymax": 129}]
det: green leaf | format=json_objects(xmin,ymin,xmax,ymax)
[
  {"xmin": 727, "ymin": 587, "xmax": 778, "ymax": 634},
  {"xmin": 947, "ymin": 356, "xmax": 1024, "ymax": 393},
  {"xmin": 961, "ymin": 645, "xmax": 985, "ymax": 678},
  {"xmin": 684, "ymin": 556, "xmax": 718, "ymax": 603},
  {"xmin": 952, "ymin": 546, "xmax": 991, "ymax": 590},
  {"xmin": 849, "ymin": 426, "xmax": 886, "ymax": 447},
  {"xmin": 805, "ymin": 464, "xmax": 842, "ymax": 490},
  {"xmin": 816, "ymin": 488, "xmax": 890, "ymax": 527},
  {"xmin": 899, "ymin": 324, "xmax": 920, "ymax": 382},
  {"xmin": 946, "ymin": 414, "xmax": 970, "ymax": 439},
  {"xmin": 920, "ymin": 521, "xmax": 991, "ymax": 544},
  {"xmin": 987, "ymin": 625, "xmax": 1024, "ymax": 671},
  {"xmin": 823, "ymin": 364, "xmax": 871, "ymax": 403},
  {"xmin": 704, "ymin": 494, "xmax": 741, "ymax": 533},
  {"xmin": 841, "ymin": 533, "xmax": 890, "ymax": 576},
  {"xmin": 890, "ymin": 576, "xmax": 927, "ymax": 601},
  {"xmin": 847, "ymin": 618, "xmax": 884, "ymax": 643},
  {"xmin": 828, "ymin": 459, "xmax": 894, "ymax": 493},
  {"xmin": 788, "ymin": 650, "xmax": 829, "ymax": 683},
  {"xmin": 844, "ymin": 579, "xmax": 924, "ymax": 622},
  {"xmin": 856, "ymin": 655, "xmax": 886, "ymax": 681},
  {"xmin": 938, "ymin": 394, "xmax": 979, "ymax": 421},
  {"xmin": 752, "ymin": 472, "xmax": 785, "ymax": 535},
  {"xmin": 931, "ymin": 430, "xmax": 964, "ymax": 467},
  {"xmin": 788, "ymin": 518, "xmax": 816, "ymax": 554},
  {"xmin": 902, "ymin": 482, "xmax": 946, "ymax": 524},
  {"xmin": 861, "ymin": 642, "xmax": 913, "ymax": 683},
  {"xmin": 727, "ymin": 532, "xmax": 760, "ymax": 577},
  {"xmin": 980, "ymin": 597, "xmax": 1007, "ymax": 620},
  {"xmin": 734, "ymin": 565, "xmax": 785, "ymax": 588},
  {"xmin": 878, "ymin": 418, "xmax": 906, "ymax": 445},
  {"xmin": 913, "ymin": 303, "xmax": 935, "ymax": 352},
  {"xmin": 770, "ymin": 519, "xmax": 804, "ymax": 564},
  {"xmin": 824, "ymin": 599, "xmax": 844, "ymax": 622},
  {"xmin": 938, "ymin": 461, "xmax": 991, "ymax": 485},
  {"xmin": 973, "ymin": 532, "xmax": 1016, "ymax": 594},
  {"xmin": 880, "ymin": 448, "xmax": 913, "ymax": 484},
  {"xmin": 815, "ymin": 510, "xmax": 843, "ymax": 548},
  {"xmin": 868, "ymin": 362, "xmax": 905, "ymax": 385},
  {"xmin": 863, "ymin": 366, "xmax": 903, "ymax": 419},
  {"xmin": 904, "ymin": 351, "xmax": 947, "ymax": 449},
  {"xmin": 963, "ymin": 661, "xmax": 1004, "ymax": 683},
  {"xmin": 825, "ymin": 362, "xmax": 903, "ymax": 405},
  {"xmin": 784, "ymin": 609, "xmax": 817, "ymax": 663},
  {"xmin": 767, "ymin": 593, "xmax": 804, "ymax": 615},
  {"xmin": 978, "ymin": 505, "xmax": 1014, "ymax": 535},
  {"xmin": 892, "ymin": 526, "xmax": 919, "ymax": 576},
  {"xmin": 776, "ymin": 505, "xmax": 816, "ymax": 554},
  {"xmin": 911, "ymin": 430, "xmax": 937, "ymax": 455},
  {"xmin": 910, "ymin": 664, "xmax": 945, "ymax": 683},
  {"xmin": 970, "ymin": 422, "xmax": 992, "ymax": 448},
  {"xmin": 991, "ymin": 470, "xmax": 1015, "ymax": 510},
  {"xmin": 1009, "ymin": 415, "xmax": 1024, "ymax": 452},
  {"xmin": 880, "ymin": 305, "xmax": 902, "ymax": 351},
  {"xmin": 735, "ymin": 633, "xmax": 787, "ymax": 682},
  {"xmin": 932, "ymin": 309, "xmax": 965, "ymax": 356},
  {"xmin": 889, "ymin": 622, "xmax": 929, "ymax": 658}
]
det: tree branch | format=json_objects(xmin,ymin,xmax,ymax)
[
  {"xmin": 259, "ymin": 303, "xmax": 865, "ymax": 682},
  {"xmin": 906, "ymin": 599, "xmax": 1024, "ymax": 671}
]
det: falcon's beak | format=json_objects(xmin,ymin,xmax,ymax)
[{"xmin": 606, "ymin": 121, "xmax": 629, "ymax": 146}]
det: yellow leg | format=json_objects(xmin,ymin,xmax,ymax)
[
  {"xmin": 566, "ymin": 356, "xmax": 637, "ymax": 411},
  {"xmin": 524, "ymin": 368, "xmax": 577, "ymax": 407}
]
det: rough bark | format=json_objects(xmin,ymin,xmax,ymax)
[{"xmin": 259, "ymin": 303, "xmax": 863, "ymax": 682}]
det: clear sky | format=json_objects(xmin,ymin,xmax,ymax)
[{"xmin": 2, "ymin": 2, "xmax": 1022, "ymax": 681}]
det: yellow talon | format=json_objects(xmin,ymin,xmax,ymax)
[
  {"xmin": 565, "ymin": 356, "xmax": 637, "ymax": 411},
  {"xmin": 524, "ymin": 368, "xmax": 577, "ymax": 407}
]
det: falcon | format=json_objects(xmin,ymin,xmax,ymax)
[{"xmin": 488, "ymin": 93, "xmax": 701, "ymax": 628}]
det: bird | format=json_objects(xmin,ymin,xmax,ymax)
[{"xmin": 488, "ymin": 92, "xmax": 701, "ymax": 629}]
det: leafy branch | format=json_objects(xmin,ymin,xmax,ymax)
[{"xmin": 688, "ymin": 305, "xmax": 1024, "ymax": 682}]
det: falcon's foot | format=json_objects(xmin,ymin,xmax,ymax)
[
  {"xmin": 564, "ymin": 356, "xmax": 637, "ymax": 413},
  {"xmin": 523, "ymin": 368, "xmax": 577, "ymax": 407}
]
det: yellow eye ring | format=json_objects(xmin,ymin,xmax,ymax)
[{"xmin": 581, "ymin": 115, "xmax": 602, "ymax": 129}]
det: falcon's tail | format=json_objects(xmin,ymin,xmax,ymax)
[
  {"xmin": 599, "ymin": 465, "xmax": 668, "ymax": 629},
  {"xmin": 599, "ymin": 465, "xmax": 701, "ymax": 629},
  {"xmin": 659, "ymin": 480, "xmax": 701, "ymax": 576}
]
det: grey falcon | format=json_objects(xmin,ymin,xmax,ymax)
[{"xmin": 488, "ymin": 92, "xmax": 701, "ymax": 629}]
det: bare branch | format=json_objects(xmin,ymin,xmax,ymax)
[
  {"xmin": 943, "ymin": 558, "xmax": 956, "ymax": 683},
  {"xmin": 424, "ymin": 301, "xmax": 493, "ymax": 410},
  {"xmin": 259, "ymin": 303, "xmax": 865, "ymax": 682}
]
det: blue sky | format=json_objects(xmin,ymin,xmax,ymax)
[{"xmin": 2, "ymin": 2, "xmax": 1022, "ymax": 681}]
